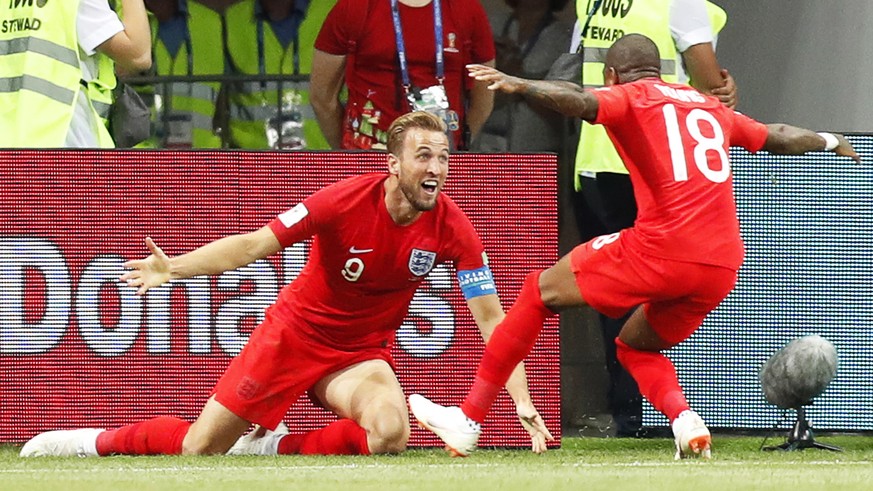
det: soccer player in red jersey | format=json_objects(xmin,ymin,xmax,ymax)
[
  {"xmin": 19, "ymin": 111, "xmax": 553, "ymax": 458},
  {"xmin": 409, "ymin": 34, "xmax": 860, "ymax": 459}
]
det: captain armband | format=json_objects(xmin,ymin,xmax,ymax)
[
  {"xmin": 457, "ymin": 265, "xmax": 497, "ymax": 300},
  {"xmin": 817, "ymin": 132, "xmax": 839, "ymax": 151}
]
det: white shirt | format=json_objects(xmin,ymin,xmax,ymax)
[
  {"xmin": 570, "ymin": 0, "xmax": 716, "ymax": 84},
  {"xmin": 66, "ymin": 0, "xmax": 124, "ymax": 147}
]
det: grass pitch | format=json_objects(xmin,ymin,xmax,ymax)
[{"xmin": 2, "ymin": 435, "xmax": 872, "ymax": 491}]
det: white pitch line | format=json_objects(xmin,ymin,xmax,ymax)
[{"xmin": 1, "ymin": 460, "xmax": 871, "ymax": 474}]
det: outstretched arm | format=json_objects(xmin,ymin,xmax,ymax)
[
  {"xmin": 121, "ymin": 226, "xmax": 283, "ymax": 295},
  {"xmin": 310, "ymin": 49, "xmax": 347, "ymax": 149},
  {"xmin": 764, "ymin": 125, "xmax": 861, "ymax": 163},
  {"xmin": 467, "ymin": 64, "xmax": 600, "ymax": 122},
  {"xmin": 466, "ymin": 294, "xmax": 555, "ymax": 453}
]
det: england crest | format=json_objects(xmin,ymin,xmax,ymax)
[{"xmin": 408, "ymin": 248, "xmax": 437, "ymax": 277}]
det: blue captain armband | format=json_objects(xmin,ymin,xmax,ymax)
[{"xmin": 457, "ymin": 265, "xmax": 497, "ymax": 300}]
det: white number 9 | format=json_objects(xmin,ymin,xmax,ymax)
[{"xmin": 342, "ymin": 258, "xmax": 365, "ymax": 282}]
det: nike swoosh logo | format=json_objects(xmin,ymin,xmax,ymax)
[{"xmin": 349, "ymin": 247, "xmax": 374, "ymax": 254}]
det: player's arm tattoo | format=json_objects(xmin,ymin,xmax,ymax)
[
  {"xmin": 519, "ymin": 81, "xmax": 598, "ymax": 121},
  {"xmin": 764, "ymin": 124, "xmax": 828, "ymax": 155}
]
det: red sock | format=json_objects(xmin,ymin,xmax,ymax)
[
  {"xmin": 461, "ymin": 271, "xmax": 555, "ymax": 423},
  {"xmin": 95, "ymin": 416, "xmax": 190, "ymax": 455},
  {"xmin": 615, "ymin": 338, "xmax": 689, "ymax": 422},
  {"xmin": 277, "ymin": 419, "xmax": 370, "ymax": 455}
]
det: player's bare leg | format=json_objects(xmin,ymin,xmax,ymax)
[
  {"xmin": 313, "ymin": 359, "xmax": 409, "ymax": 454},
  {"xmin": 537, "ymin": 254, "xmax": 587, "ymax": 309},
  {"xmin": 182, "ymin": 397, "xmax": 252, "ymax": 454},
  {"xmin": 228, "ymin": 360, "xmax": 399, "ymax": 456},
  {"xmin": 617, "ymin": 308, "xmax": 711, "ymax": 459}
]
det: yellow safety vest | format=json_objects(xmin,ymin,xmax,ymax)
[
  {"xmin": 89, "ymin": 53, "xmax": 116, "ymax": 127},
  {"xmin": 708, "ymin": 1, "xmax": 727, "ymax": 34},
  {"xmin": 573, "ymin": 0, "xmax": 727, "ymax": 182},
  {"xmin": 0, "ymin": 0, "xmax": 85, "ymax": 147},
  {"xmin": 149, "ymin": 0, "xmax": 224, "ymax": 148},
  {"xmin": 88, "ymin": 0, "xmax": 120, "ymax": 130},
  {"xmin": 224, "ymin": 0, "xmax": 334, "ymax": 149}
]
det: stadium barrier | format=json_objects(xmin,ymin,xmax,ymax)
[{"xmin": 0, "ymin": 150, "xmax": 561, "ymax": 445}]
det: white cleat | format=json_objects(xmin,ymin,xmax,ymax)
[
  {"xmin": 227, "ymin": 422, "xmax": 290, "ymax": 455},
  {"xmin": 19, "ymin": 428, "xmax": 104, "ymax": 458},
  {"xmin": 672, "ymin": 410, "xmax": 712, "ymax": 460},
  {"xmin": 408, "ymin": 394, "xmax": 481, "ymax": 457}
]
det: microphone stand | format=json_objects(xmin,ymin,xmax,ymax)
[{"xmin": 763, "ymin": 407, "xmax": 842, "ymax": 452}]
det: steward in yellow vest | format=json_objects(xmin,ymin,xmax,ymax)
[
  {"xmin": 0, "ymin": 0, "xmax": 111, "ymax": 147},
  {"xmin": 224, "ymin": 0, "xmax": 335, "ymax": 149},
  {"xmin": 573, "ymin": 0, "xmax": 727, "ymax": 184},
  {"xmin": 148, "ymin": 0, "xmax": 224, "ymax": 149}
]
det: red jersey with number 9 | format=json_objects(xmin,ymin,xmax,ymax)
[
  {"xmin": 265, "ymin": 173, "xmax": 487, "ymax": 350},
  {"xmin": 591, "ymin": 78, "xmax": 770, "ymax": 269}
]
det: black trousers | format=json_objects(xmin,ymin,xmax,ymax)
[{"xmin": 572, "ymin": 172, "xmax": 645, "ymax": 437}]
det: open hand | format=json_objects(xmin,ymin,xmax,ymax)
[
  {"xmin": 467, "ymin": 64, "xmax": 525, "ymax": 94},
  {"xmin": 516, "ymin": 401, "xmax": 555, "ymax": 454},
  {"xmin": 834, "ymin": 134, "xmax": 862, "ymax": 163},
  {"xmin": 120, "ymin": 237, "xmax": 172, "ymax": 295}
]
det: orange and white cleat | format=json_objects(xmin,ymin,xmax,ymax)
[
  {"xmin": 671, "ymin": 410, "xmax": 712, "ymax": 460},
  {"xmin": 408, "ymin": 394, "xmax": 481, "ymax": 457}
]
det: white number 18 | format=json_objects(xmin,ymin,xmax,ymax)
[{"xmin": 662, "ymin": 103, "xmax": 730, "ymax": 183}]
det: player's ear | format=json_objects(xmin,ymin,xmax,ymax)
[
  {"xmin": 603, "ymin": 67, "xmax": 618, "ymax": 86},
  {"xmin": 387, "ymin": 153, "xmax": 401, "ymax": 176}
]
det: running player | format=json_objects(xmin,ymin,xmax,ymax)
[{"xmin": 409, "ymin": 34, "xmax": 860, "ymax": 459}]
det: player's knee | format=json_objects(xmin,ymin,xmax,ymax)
[
  {"xmin": 180, "ymin": 434, "xmax": 231, "ymax": 455},
  {"xmin": 534, "ymin": 269, "xmax": 562, "ymax": 309},
  {"xmin": 363, "ymin": 402, "xmax": 410, "ymax": 454}
]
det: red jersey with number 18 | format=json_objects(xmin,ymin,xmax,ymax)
[
  {"xmin": 266, "ymin": 173, "xmax": 487, "ymax": 350},
  {"xmin": 590, "ymin": 78, "xmax": 770, "ymax": 270}
]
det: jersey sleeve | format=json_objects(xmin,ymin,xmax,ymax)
[
  {"xmin": 442, "ymin": 203, "xmax": 486, "ymax": 271},
  {"xmin": 313, "ymin": 0, "xmax": 354, "ymax": 55},
  {"xmin": 77, "ymin": 0, "xmax": 124, "ymax": 55},
  {"xmin": 591, "ymin": 85, "xmax": 631, "ymax": 127},
  {"xmin": 729, "ymin": 111, "xmax": 770, "ymax": 153},
  {"xmin": 669, "ymin": 0, "xmax": 714, "ymax": 52},
  {"xmin": 267, "ymin": 185, "xmax": 335, "ymax": 247}
]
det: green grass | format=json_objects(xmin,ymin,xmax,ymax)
[{"xmin": 3, "ymin": 435, "xmax": 873, "ymax": 491}]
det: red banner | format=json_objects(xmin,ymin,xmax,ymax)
[{"xmin": 0, "ymin": 150, "xmax": 559, "ymax": 447}]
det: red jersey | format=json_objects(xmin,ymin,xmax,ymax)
[
  {"xmin": 315, "ymin": 0, "xmax": 495, "ymax": 149},
  {"xmin": 267, "ymin": 173, "xmax": 487, "ymax": 350},
  {"xmin": 591, "ymin": 79, "xmax": 770, "ymax": 269}
]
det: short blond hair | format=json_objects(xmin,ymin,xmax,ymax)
[{"xmin": 386, "ymin": 111, "xmax": 447, "ymax": 156}]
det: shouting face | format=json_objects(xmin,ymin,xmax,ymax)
[{"xmin": 390, "ymin": 128, "xmax": 449, "ymax": 212}]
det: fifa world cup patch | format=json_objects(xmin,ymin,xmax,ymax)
[
  {"xmin": 278, "ymin": 203, "xmax": 308, "ymax": 228},
  {"xmin": 408, "ymin": 248, "xmax": 437, "ymax": 276}
]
